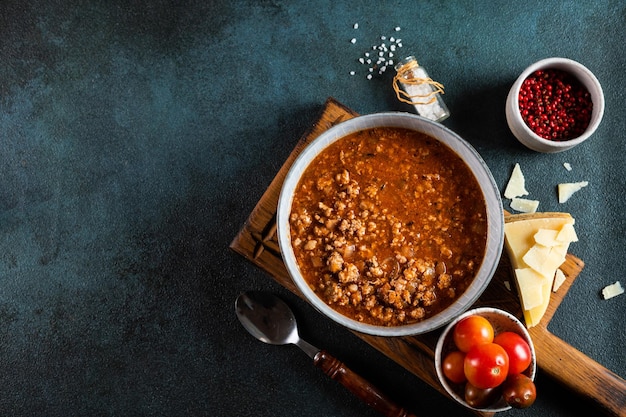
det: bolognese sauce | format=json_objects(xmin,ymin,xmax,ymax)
[{"xmin": 289, "ymin": 127, "xmax": 488, "ymax": 326}]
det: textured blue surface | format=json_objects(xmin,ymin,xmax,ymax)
[{"xmin": 0, "ymin": 1, "xmax": 624, "ymax": 416}]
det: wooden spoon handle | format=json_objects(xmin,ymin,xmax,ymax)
[
  {"xmin": 314, "ymin": 350, "xmax": 417, "ymax": 417},
  {"xmin": 534, "ymin": 331, "xmax": 626, "ymax": 417}
]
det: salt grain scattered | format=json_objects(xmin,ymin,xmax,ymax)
[
  {"xmin": 350, "ymin": 25, "xmax": 405, "ymax": 80},
  {"xmin": 353, "ymin": 23, "xmax": 359, "ymax": 29},
  {"xmin": 563, "ymin": 162, "xmax": 572, "ymax": 171},
  {"xmin": 349, "ymin": 71, "xmax": 355, "ymax": 75}
]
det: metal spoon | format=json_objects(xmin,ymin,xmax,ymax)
[{"xmin": 235, "ymin": 291, "xmax": 417, "ymax": 417}]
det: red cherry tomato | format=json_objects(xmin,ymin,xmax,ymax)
[
  {"xmin": 502, "ymin": 373, "xmax": 537, "ymax": 408},
  {"xmin": 464, "ymin": 343, "xmax": 509, "ymax": 389},
  {"xmin": 453, "ymin": 315, "xmax": 494, "ymax": 353},
  {"xmin": 464, "ymin": 382, "xmax": 502, "ymax": 409},
  {"xmin": 442, "ymin": 351, "xmax": 466, "ymax": 384},
  {"xmin": 494, "ymin": 331, "xmax": 532, "ymax": 375}
]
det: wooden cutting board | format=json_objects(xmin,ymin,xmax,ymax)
[{"xmin": 230, "ymin": 98, "xmax": 626, "ymax": 417}]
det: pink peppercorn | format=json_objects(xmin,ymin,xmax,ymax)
[{"xmin": 518, "ymin": 69, "xmax": 593, "ymax": 141}]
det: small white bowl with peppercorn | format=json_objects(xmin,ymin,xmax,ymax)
[
  {"xmin": 435, "ymin": 307, "xmax": 537, "ymax": 412},
  {"xmin": 506, "ymin": 57, "xmax": 604, "ymax": 153}
]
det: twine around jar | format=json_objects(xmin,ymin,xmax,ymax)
[{"xmin": 393, "ymin": 59, "xmax": 445, "ymax": 105}]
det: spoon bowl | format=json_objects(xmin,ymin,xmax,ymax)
[
  {"xmin": 235, "ymin": 291, "xmax": 299, "ymax": 345},
  {"xmin": 235, "ymin": 291, "xmax": 318, "ymax": 357}
]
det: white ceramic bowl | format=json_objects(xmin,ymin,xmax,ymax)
[
  {"xmin": 277, "ymin": 112, "xmax": 504, "ymax": 336},
  {"xmin": 505, "ymin": 57, "xmax": 604, "ymax": 153},
  {"xmin": 435, "ymin": 307, "xmax": 537, "ymax": 412}
]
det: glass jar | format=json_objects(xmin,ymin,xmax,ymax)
[{"xmin": 393, "ymin": 56, "xmax": 450, "ymax": 122}]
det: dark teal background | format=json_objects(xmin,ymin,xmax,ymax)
[{"xmin": 0, "ymin": 1, "xmax": 624, "ymax": 416}]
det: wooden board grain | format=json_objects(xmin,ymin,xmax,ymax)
[{"xmin": 230, "ymin": 98, "xmax": 626, "ymax": 417}]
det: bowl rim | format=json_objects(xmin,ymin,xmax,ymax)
[
  {"xmin": 434, "ymin": 306, "xmax": 537, "ymax": 412},
  {"xmin": 276, "ymin": 112, "xmax": 505, "ymax": 336},
  {"xmin": 506, "ymin": 57, "xmax": 605, "ymax": 151}
]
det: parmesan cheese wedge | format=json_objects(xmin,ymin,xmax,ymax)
[
  {"xmin": 556, "ymin": 223, "xmax": 578, "ymax": 243},
  {"xmin": 515, "ymin": 268, "xmax": 547, "ymax": 310},
  {"xmin": 522, "ymin": 244, "xmax": 568, "ymax": 279},
  {"xmin": 504, "ymin": 213, "xmax": 574, "ymax": 264},
  {"xmin": 504, "ymin": 163, "xmax": 529, "ymax": 199},
  {"xmin": 527, "ymin": 278, "xmax": 554, "ymax": 327},
  {"xmin": 602, "ymin": 281, "xmax": 624, "ymax": 300},
  {"xmin": 558, "ymin": 181, "xmax": 589, "ymax": 203},
  {"xmin": 504, "ymin": 212, "xmax": 577, "ymax": 328},
  {"xmin": 510, "ymin": 197, "xmax": 539, "ymax": 213},
  {"xmin": 553, "ymin": 269, "xmax": 567, "ymax": 292},
  {"xmin": 533, "ymin": 229, "xmax": 560, "ymax": 246}
]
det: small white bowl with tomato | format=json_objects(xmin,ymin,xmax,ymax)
[
  {"xmin": 505, "ymin": 57, "xmax": 604, "ymax": 153},
  {"xmin": 435, "ymin": 307, "xmax": 537, "ymax": 412}
]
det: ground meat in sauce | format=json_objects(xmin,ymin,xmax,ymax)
[{"xmin": 289, "ymin": 127, "xmax": 488, "ymax": 327}]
